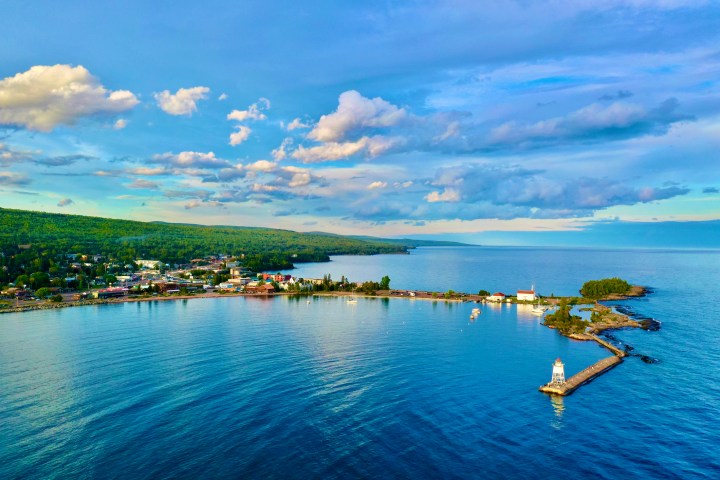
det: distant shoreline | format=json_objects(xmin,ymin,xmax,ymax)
[{"xmin": 0, "ymin": 285, "xmax": 648, "ymax": 319}]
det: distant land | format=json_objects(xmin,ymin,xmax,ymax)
[
  {"xmin": 308, "ymin": 232, "xmax": 475, "ymax": 248},
  {"xmin": 0, "ymin": 208, "xmax": 466, "ymax": 286}
]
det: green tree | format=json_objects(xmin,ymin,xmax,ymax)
[
  {"xmin": 580, "ymin": 278, "xmax": 631, "ymax": 299},
  {"xmin": 380, "ymin": 275, "xmax": 391, "ymax": 290},
  {"xmin": 35, "ymin": 287, "xmax": 52, "ymax": 298}
]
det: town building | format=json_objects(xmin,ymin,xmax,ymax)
[
  {"xmin": 136, "ymin": 259, "xmax": 162, "ymax": 269},
  {"xmin": 488, "ymin": 292, "xmax": 506, "ymax": 302},
  {"xmin": 517, "ymin": 289, "xmax": 536, "ymax": 302}
]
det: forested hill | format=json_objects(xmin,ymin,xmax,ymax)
[
  {"xmin": 307, "ymin": 232, "xmax": 475, "ymax": 247},
  {"xmin": 0, "ymin": 208, "xmax": 410, "ymax": 281}
]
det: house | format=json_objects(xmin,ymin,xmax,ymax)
[
  {"xmin": 245, "ymin": 283, "xmax": 276, "ymax": 294},
  {"xmin": 229, "ymin": 267, "xmax": 246, "ymax": 277},
  {"xmin": 136, "ymin": 259, "xmax": 162, "ymax": 269},
  {"xmin": 488, "ymin": 292, "xmax": 506, "ymax": 302},
  {"xmin": 260, "ymin": 273, "xmax": 290, "ymax": 283},
  {"xmin": 218, "ymin": 282, "xmax": 236, "ymax": 290},
  {"xmin": 517, "ymin": 289, "xmax": 536, "ymax": 302}
]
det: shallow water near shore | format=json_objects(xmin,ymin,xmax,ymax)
[{"xmin": 2, "ymin": 247, "xmax": 719, "ymax": 479}]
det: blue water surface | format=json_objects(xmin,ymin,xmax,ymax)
[{"xmin": 1, "ymin": 247, "xmax": 719, "ymax": 479}]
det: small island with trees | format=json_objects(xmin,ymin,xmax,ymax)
[{"xmin": 542, "ymin": 277, "xmax": 654, "ymax": 338}]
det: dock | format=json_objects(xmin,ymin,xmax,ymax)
[{"xmin": 539, "ymin": 355, "xmax": 623, "ymax": 395}]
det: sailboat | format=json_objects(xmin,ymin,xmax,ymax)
[
  {"xmin": 531, "ymin": 304, "xmax": 548, "ymax": 315},
  {"xmin": 347, "ymin": 288, "xmax": 358, "ymax": 304}
]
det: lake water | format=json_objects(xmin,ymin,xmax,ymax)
[{"xmin": 1, "ymin": 247, "xmax": 719, "ymax": 479}]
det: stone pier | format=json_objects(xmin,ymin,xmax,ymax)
[{"xmin": 539, "ymin": 355, "xmax": 623, "ymax": 396}]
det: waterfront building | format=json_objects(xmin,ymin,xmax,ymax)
[
  {"xmin": 488, "ymin": 292, "xmax": 506, "ymax": 302},
  {"xmin": 517, "ymin": 289, "xmax": 536, "ymax": 302}
]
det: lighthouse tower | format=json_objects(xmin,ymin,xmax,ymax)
[{"xmin": 551, "ymin": 358, "xmax": 566, "ymax": 384}]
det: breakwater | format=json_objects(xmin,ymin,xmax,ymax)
[{"xmin": 539, "ymin": 355, "xmax": 623, "ymax": 396}]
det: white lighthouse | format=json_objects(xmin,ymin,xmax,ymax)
[{"xmin": 551, "ymin": 358, "xmax": 566, "ymax": 384}]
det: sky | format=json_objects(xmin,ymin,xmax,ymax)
[{"xmin": 1, "ymin": 0, "xmax": 719, "ymax": 247}]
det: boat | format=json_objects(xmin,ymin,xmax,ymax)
[
  {"xmin": 347, "ymin": 289, "xmax": 358, "ymax": 304},
  {"xmin": 470, "ymin": 307, "xmax": 481, "ymax": 319},
  {"xmin": 531, "ymin": 305, "xmax": 548, "ymax": 315}
]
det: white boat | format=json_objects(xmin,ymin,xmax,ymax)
[
  {"xmin": 531, "ymin": 305, "xmax": 548, "ymax": 315},
  {"xmin": 470, "ymin": 307, "xmax": 481, "ymax": 319},
  {"xmin": 347, "ymin": 289, "xmax": 358, "ymax": 304}
]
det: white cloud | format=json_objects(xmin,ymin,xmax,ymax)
[
  {"xmin": 113, "ymin": 118, "xmax": 128, "ymax": 130},
  {"xmin": 154, "ymin": 86, "xmax": 210, "ymax": 116},
  {"xmin": 57, "ymin": 197, "xmax": 74, "ymax": 207},
  {"xmin": 246, "ymin": 160, "xmax": 276, "ymax": 172},
  {"xmin": 229, "ymin": 125, "xmax": 252, "ymax": 146},
  {"xmin": 152, "ymin": 151, "xmax": 230, "ymax": 169},
  {"xmin": 425, "ymin": 188, "xmax": 461, "ymax": 203},
  {"xmin": 288, "ymin": 117, "xmax": 311, "ymax": 130},
  {"xmin": 272, "ymin": 137, "xmax": 293, "ymax": 161},
  {"xmin": 308, "ymin": 90, "xmax": 408, "ymax": 142},
  {"xmin": 292, "ymin": 135, "xmax": 402, "ymax": 163},
  {"xmin": 0, "ymin": 64, "xmax": 139, "ymax": 131},
  {"xmin": 368, "ymin": 181, "xmax": 388, "ymax": 189},
  {"xmin": 218, "ymin": 93, "xmax": 228, "ymax": 101},
  {"xmin": 227, "ymin": 98, "xmax": 271, "ymax": 122},
  {"xmin": 287, "ymin": 172, "xmax": 312, "ymax": 188}
]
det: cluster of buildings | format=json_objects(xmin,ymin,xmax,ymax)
[{"xmin": 487, "ymin": 288, "xmax": 537, "ymax": 303}]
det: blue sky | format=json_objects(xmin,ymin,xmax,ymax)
[{"xmin": 1, "ymin": 0, "xmax": 719, "ymax": 247}]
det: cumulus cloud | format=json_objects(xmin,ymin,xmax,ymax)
[
  {"xmin": 293, "ymin": 135, "xmax": 403, "ymax": 163},
  {"xmin": 367, "ymin": 181, "xmax": 388, "ymax": 190},
  {"xmin": 151, "ymin": 151, "xmax": 231, "ymax": 169},
  {"xmin": 218, "ymin": 93, "xmax": 228, "ymax": 101},
  {"xmin": 113, "ymin": 118, "xmax": 128, "ymax": 130},
  {"xmin": 308, "ymin": 90, "xmax": 407, "ymax": 142},
  {"xmin": 227, "ymin": 98, "xmax": 270, "ymax": 122},
  {"xmin": 0, "ymin": 64, "xmax": 138, "ymax": 131},
  {"xmin": 154, "ymin": 86, "xmax": 210, "ymax": 116},
  {"xmin": 0, "ymin": 171, "xmax": 30, "ymax": 186},
  {"xmin": 229, "ymin": 125, "xmax": 251, "ymax": 146},
  {"xmin": 57, "ymin": 197, "xmax": 74, "ymax": 207},
  {"xmin": 425, "ymin": 188, "xmax": 461, "ymax": 203},
  {"xmin": 246, "ymin": 160, "xmax": 276, "ymax": 173},
  {"xmin": 272, "ymin": 138, "xmax": 293, "ymax": 161},
  {"xmin": 286, "ymin": 170, "xmax": 312, "ymax": 188},
  {"xmin": 287, "ymin": 117, "xmax": 311, "ymax": 130}
]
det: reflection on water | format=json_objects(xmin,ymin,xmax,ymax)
[{"xmin": 550, "ymin": 395, "xmax": 565, "ymax": 429}]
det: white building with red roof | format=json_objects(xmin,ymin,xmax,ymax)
[
  {"xmin": 517, "ymin": 289, "xmax": 536, "ymax": 302},
  {"xmin": 488, "ymin": 292, "xmax": 506, "ymax": 302}
]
